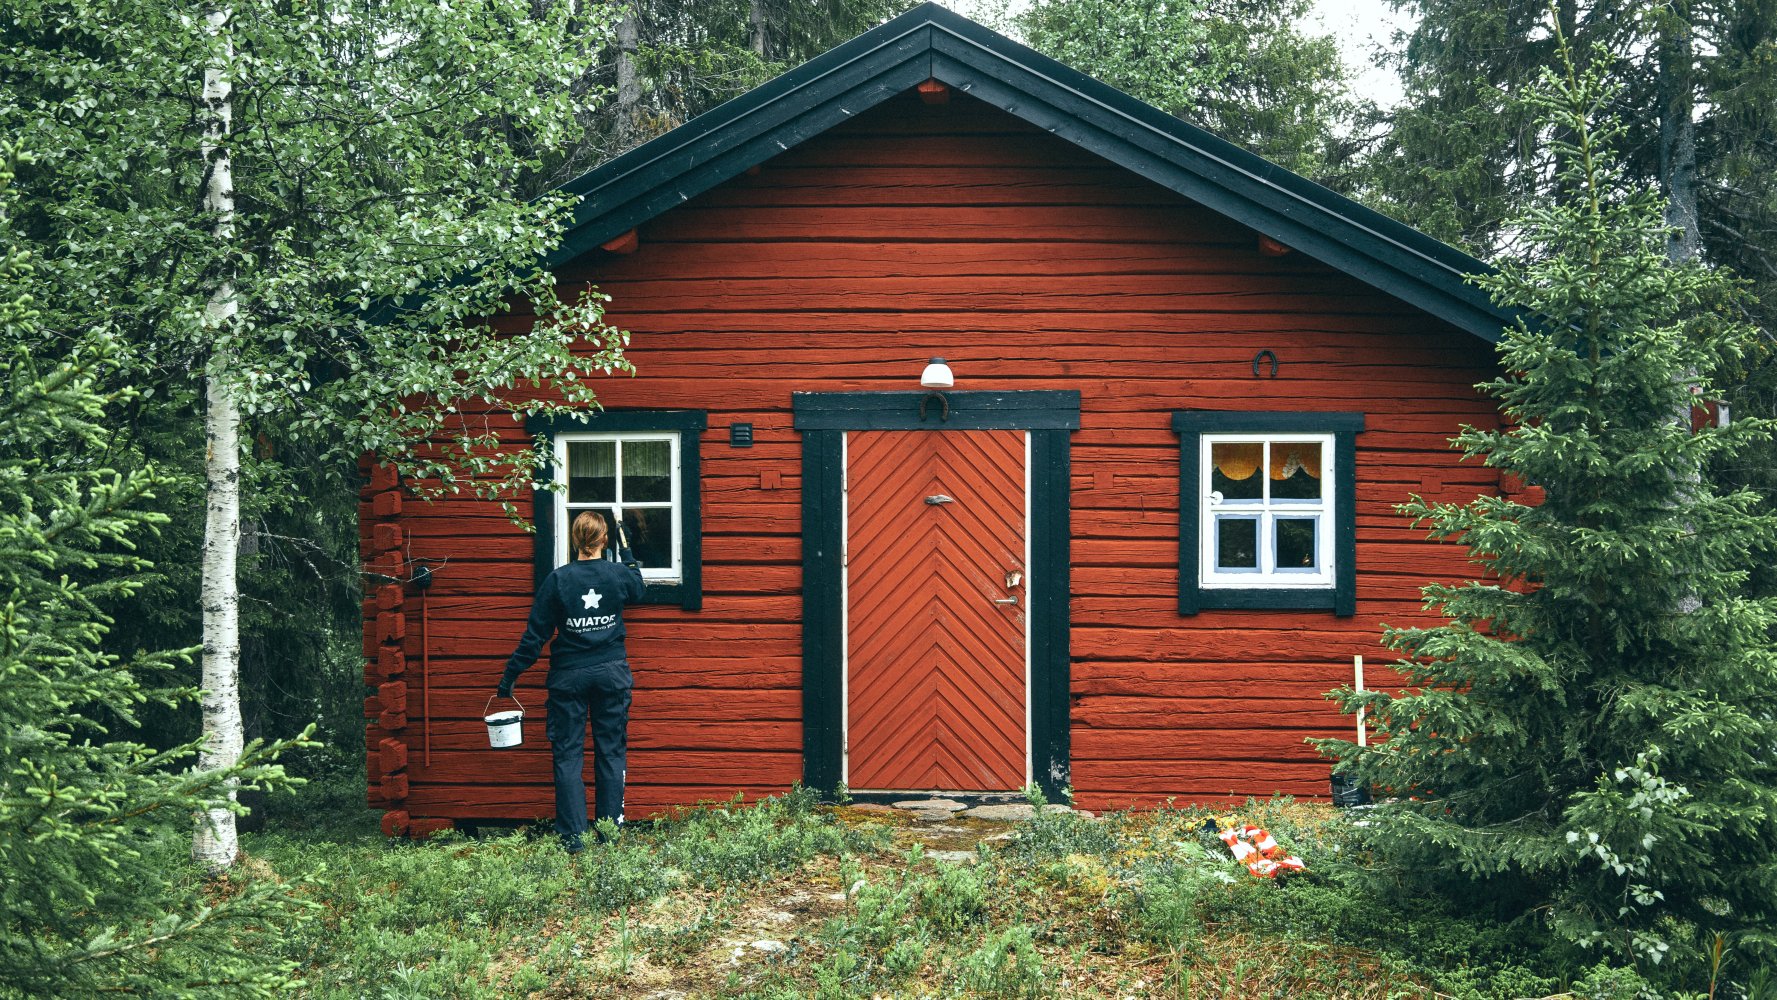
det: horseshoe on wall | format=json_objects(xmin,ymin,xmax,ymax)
[{"xmin": 1252, "ymin": 350, "xmax": 1279, "ymax": 378}]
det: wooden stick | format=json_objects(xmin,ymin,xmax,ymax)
[{"xmin": 1354, "ymin": 654, "xmax": 1367, "ymax": 747}]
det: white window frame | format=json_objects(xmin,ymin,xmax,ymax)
[
  {"xmin": 1199, "ymin": 432, "xmax": 1336, "ymax": 590},
  {"xmin": 552, "ymin": 431, "xmax": 682, "ymax": 583}
]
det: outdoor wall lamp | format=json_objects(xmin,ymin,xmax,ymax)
[{"xmin": 919, "ymin": 357, "xmax": 953, "ymax": 421}]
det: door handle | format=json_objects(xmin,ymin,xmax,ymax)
[{"xmin": 992, "ymin": 596, "xmax": 1019, "ymax": 606}]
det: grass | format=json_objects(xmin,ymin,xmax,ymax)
[{"xmin": 236, "ymin": 781, "xmax": 1747, "ymax": 999}]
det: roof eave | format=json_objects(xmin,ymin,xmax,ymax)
[{"xmin": 548, "ymin": 2, "xmax": 1513, "ymax": 345}]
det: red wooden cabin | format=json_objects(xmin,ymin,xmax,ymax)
[{"xmin": 362, "ymin": 3, "xmax": 1517, "ymax": 837}]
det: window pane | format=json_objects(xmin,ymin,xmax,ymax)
[
  {"xmin": 621, "ymin": 507, "xmax": 674, "ymax": 570},
  {"xmin": 1215, "ymin": 516, "xmax": 1259, "ymax": 570},
  {"xmin": 1210, "ymin": 442, "xmax": 1263, "ymax": 500},
  {"xmin": 1270, "ymin": 441, "xmax": 1323, "ymax": 500},
  {"xmin": 567, "ymin": 441, "xmax": 616, "ymax": 503},
  {"xmin": 622, "ymin": 439, "xmax": 673, "ymax": 502},
  {"xmin": 1275, "ymin": 517, "xmax": 1318, "ymax": 571}
]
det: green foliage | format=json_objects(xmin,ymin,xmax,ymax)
[
  {"xmin": 249, "ymin": 785, "xmax": 1695, "ymax": 997},
  {"xmin": 3, "ymin": 0, "xmax": 631, "ymax": 520},
  {"xmin": 995, "ymin": 0, "xmax": 1363, "ymax": 185},
  {"xmin": 1362, "ymin": 0, "xmax": 1777, "ymax": 485},
  {"xmin": 1004, "ymin": 786, "xmax": 1120, "ymax": 862},
  {"xmin": 0, "ymin": 142, "xmax": 313, "ymax": 998},
  {"xmin": 662, "ymin": 786, "xmax": 859, "ymax": 888},
  {"xmin": 956, "ymin": 925, "xmax": 1051, "ymax": 999},
  {"xmin": 558, "ymin": 0, "xmax": 915, "ymax": 173},
  {"xmin": 915, "ymin": 861, "xmax": 987, "ymax": 934},
  {"xmin": 250, "ymin": 788, "xmax": 886, "ymax": 998},
  {"xmin": 1320, "ymin": 24, "xmax": 1777, "ymax": 974}
]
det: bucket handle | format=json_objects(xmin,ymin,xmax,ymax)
[{"xmin": 484, "ymin": 693, "xmax": 526, "ymax": 717}]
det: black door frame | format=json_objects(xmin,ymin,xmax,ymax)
[{"xmin": 792, "ymin": 390, "xmax": 1079, "ymax": 800}]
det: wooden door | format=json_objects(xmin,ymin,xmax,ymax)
[{"xmin": 845, "ymin": 429, "xmax": 1028, "ymax": 791}]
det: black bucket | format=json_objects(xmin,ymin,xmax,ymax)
[{"xmin": 1330, "ymin": 773, "xmax": 1371, "ymax": 808}]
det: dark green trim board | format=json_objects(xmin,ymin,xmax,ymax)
[
  {"xmin": 547, "ymin": 3, "xmax": 1517, "ymax": 346},
  {"xmin": 796, "ymin": 391, "xmax": 1077, "ymax": 801},
  {"xmin": 792, "ymin": 390, "xmax": 1082, "ymax": 431},
  {"xmin": 799, "ymin": 429, "xmax": 846, "ymax": 793},
  {"xmin": 528, "ymin": 410, "xmax": 707, "ymax": 610},
  {"xmin": 1028, "ymin": 429, "xmax": 1072, "ymax": 794},
  {"xmin": 1171, "ymin": 411, "xmax": 1364, "ymax": 617}
]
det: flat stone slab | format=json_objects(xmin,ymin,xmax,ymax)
[
  {"xmin": 891, "ymin": 798, "xmax": 965, "ymax": 812},
  {"xmin": 922, "ymin": 849, "xmax": 978, "ymax": 864},
  {"xmin": 910, "ymin": 809, "xmax": 956, "ymax": 822},
  {"xmin": 842, "ymin": 803, "xmax": 903, "ymax": 815},
  {"xmin": 958, "ymin": 803, "xmax": 1032, "ymax": 821},
  {"xmin": 958, "ymin": 803, "xmax": 1083, "ymax": 821}
]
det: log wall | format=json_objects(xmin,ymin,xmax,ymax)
[{"xmin": 361, "ymin": 90, "xmax": 1506, "ymax": 827}]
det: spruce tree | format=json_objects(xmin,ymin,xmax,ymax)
[
  {"xmin": 0, "ymin": 143, "xmax": 311, "ymax": 998},
  {"xmin": 1319, "ymin": 29, "xmax": 1777, "ymax": 970}
]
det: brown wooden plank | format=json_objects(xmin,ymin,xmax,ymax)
[
  {"xmin": 384, "ymin": 750, "xmax": 802, "ymax": 786},
  {"xmin": 376, "ymin": 719, "xmax": 800, "ymax": 752}
]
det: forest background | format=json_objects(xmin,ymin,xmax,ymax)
[{"xmin": 2, "ymin": 0, "xmax": 1774, "ymax": 994}]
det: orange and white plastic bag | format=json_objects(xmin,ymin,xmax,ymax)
[{"xmin": 1216, "ymin": 820, "xmax": 1306, "ymax": 878}]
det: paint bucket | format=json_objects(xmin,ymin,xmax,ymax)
[
  {"xmin": 1330, "ymin": 772, "xmax": 1371, "ymax": 808},
  {"xmin": 484, "ymin": 694, "xmax": 525, "ymax": 749}
]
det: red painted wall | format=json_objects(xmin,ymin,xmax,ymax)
[{"xmin": 362, "ymin": 90, "xmax": 1504, "ymax": 829}]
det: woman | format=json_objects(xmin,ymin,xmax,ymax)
[{"xmin": 497, "ymin": 510, "xmax": 645, "ymax": 853}]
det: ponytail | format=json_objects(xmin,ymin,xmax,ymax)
[{"xmin": 570, "ymin": 510, "xmax": 608, "ymax": 558}]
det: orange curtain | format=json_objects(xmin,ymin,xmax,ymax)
[
  {"xmin": 1212, "ymin": 442, "xmax": 1262, "ymax": 480},
  {"xmin": 1270, "ymin": 442, "xmax": 1322, "ymax": 480}
]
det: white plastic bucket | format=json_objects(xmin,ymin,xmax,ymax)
[{"xmin": 484, "ymin": 695, "xmax": 526, "ymax": 749}]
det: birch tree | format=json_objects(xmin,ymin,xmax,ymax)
[
  {"xmin": 193, "ymin": 3, "xmax": 245, "ymax": 872},
  {"xmin": 3, "ymin": 0, "xmax": 628, "ymax": 870}
]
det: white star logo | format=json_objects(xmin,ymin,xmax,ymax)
[{"xmin": 581, "ymin": 588, "xmax": 603, "ymax": 610}]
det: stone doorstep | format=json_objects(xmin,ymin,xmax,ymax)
[
  {"xmin": 958, "ymin": 803, "xmax": 1091, "ymax": 822},
  {"xmin": 842, "ymin": 794, "xmax": 1095, "ymax": 824},
  {"xmin": 888, "ymin": 798, "xmax": 968, "ymax": 812}
]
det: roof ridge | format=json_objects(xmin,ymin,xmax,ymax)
[{"xmin": 549, "ymin": 1, "xmax": 1514, "ymax": 344}]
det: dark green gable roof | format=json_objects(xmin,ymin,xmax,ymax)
[{"xmin": 553, "ymin": 1, "xmax": 1511, "ymax": 344}]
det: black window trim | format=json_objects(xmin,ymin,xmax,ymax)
[
  {"xmin": 1171, "ymin": 411, "xmax": 1364, "ymax": 616},
  {"xmin": 528, "ymin": 409, "xmax": 707, "ymax": 610}
]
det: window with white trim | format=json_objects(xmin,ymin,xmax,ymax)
[
  {"xmin": 553, "ymin": 432, "xmax": 682, "ymax": 583},
  {"xmin": 1201, "ymin": 435, "xmax": 1334, "ymax": 589},
  {"xmin": 1172, "ymin": 411, "xmax": 1363, "ymax": 616}
]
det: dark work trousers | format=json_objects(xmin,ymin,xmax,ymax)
[{"xmin": 544, "ymin": 659, "xmax": 632, "ymax": 838}]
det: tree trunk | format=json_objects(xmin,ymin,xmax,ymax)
[
  {"xmin": 193, "ymin": 5, "xmax": 244, "ymax": 874},
  {"xmin": 615, "ymin": 9, "xmax": 641, "ymax": 145},
  {"xmin": 749, "ymin": 0, "xmax": 768, "ymax": 60},
  {"xmin": 1658, "ymin": 4, "xmax": 1701, "ymax": 264}
]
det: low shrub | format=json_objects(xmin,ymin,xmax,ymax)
[{"xmin": 955, "ymin": 925, "xmax": 1051, "ymax": 999}]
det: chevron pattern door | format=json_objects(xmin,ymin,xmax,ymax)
[{"xmin": 844, "ymin": 429, "xmax": 1028, "ymax": 791}]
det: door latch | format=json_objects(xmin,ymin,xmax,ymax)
[{"xmin": 924, "ymin": 495, "xmax": 954, "ymax": 505}]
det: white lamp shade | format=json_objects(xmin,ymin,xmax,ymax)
[{"xmin": 920, "ymin": 357, "xmax": 954, "ymax": 389}]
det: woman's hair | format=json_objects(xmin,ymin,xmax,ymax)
[{"xmin": 569, "ymin": 510, "xmax": 609, "ymax": 557}]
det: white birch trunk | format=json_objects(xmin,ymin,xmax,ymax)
[{"xmin": 193, "ymin": 5, "xmax": 244, "ymax": 873}]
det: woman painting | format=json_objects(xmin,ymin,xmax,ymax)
[{"xmin": 496, "ymin": 511, "xmax": 645, "ymax": 853}]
